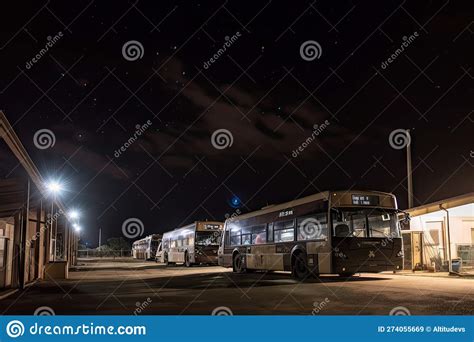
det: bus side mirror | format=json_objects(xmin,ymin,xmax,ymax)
[
  {"xmin": 402, "ymin": 212, "xmax": 410, "ymax": 223},
  {"xmin": 398, "ymin": 211, "xmax": 410, "ymax": 230},
  {"xmin": 397, "ymin": 211, "xmax": 410, "ymax": 223}
]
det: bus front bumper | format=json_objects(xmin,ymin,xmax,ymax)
[
  {"xmin": 195, "ymin": 255, "xmax": 218, "ymax": 265},
  {"xmin": 334, "ymin": 263, "xmax": 403, "ymax": 274}
]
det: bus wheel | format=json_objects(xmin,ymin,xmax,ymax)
[
  {"xmin": 164, "ymin": 253, "xmax": 169, "ymax": 266},
  {"xmin": 185, "ymin": 252, "xmax": 192, "ymax": 267},
  {"xmin": 292, "ymin": 252, "xmax": 309, "ymax": 280},
  {"xmin": 233, "ymin": 253, "xmax": 246, "ymax": 273}
]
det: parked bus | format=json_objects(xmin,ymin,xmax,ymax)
[
  {"xmin": 132, "ymin": 234, "xmax": 161, "ymax": 260},
  {"xmin": 156, "ymin": 221, "xmax": 223, "ymax": 266},
  {"xmin": 218, "ymin": 190, "xmax": 406, "ymax": 279}
]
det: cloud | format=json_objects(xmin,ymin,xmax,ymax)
[
  {"xmin": 136, "ymin": 57, "xmax": 357, "ymax": 170},
  {"xmin": 50, "ymin": 139, "xmax": 130, "ymax": 180}
]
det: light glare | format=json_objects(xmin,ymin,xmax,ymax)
[
  {"xmin": 46, "ymin": 180, "xmax": 63, "ymax": 194},
  {"xmin": 69, "ymin": 210, "xmax": 79, "ymax": 220}
]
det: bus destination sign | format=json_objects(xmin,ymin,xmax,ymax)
[
  {"xmin": 204, "ymin": 224, "xmax": 220, "ymax": 230},
  {"xmin": 352, "ymin": 194, "xmax": 380, "ymax": 206}
]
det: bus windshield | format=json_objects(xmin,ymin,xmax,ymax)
[
  {"xmin": 195, "ymin": 231, "xmax": 220, "ymax": 246},
  {"xmin": 331, "ymin": 208, "xmax": 400, "ymax": 238}
]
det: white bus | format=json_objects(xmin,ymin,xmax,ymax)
[
  {"xmin": 132, "ymin": 234, "xmax": 161, "ymax": 260},
  {"xmin": 218, "ymin": 190, "xmax": 406, "ymax": 279},
  {"xmin": 156, "ymin": 221, "xmax": 223, "ymax": 266}
]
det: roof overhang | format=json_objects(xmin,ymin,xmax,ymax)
[
  {"xmin": 0, "ymin": 111, "xmax": 68, "ymax": 215},
  {"xmin": 406, "ymin": 192, "xmax": 474, "ymax": 217}
]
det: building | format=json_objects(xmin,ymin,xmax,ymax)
[
  {"xmin": 0, "ymin": 111, "xmax": 78, "ymax": 293},
  {"xmin": 402, "ymin": 192, "xmax": 474, "ymax": 272}
]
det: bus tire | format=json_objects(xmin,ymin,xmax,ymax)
[
  {"xmin": 233, "ymin": 253, "xmax": 246, "ymax": 273},
  {"xmin": 292, "ymin": 251, "xmax": 309, "ymax": 280},
  {"xmin": 185, "ymin": 252, "xmax": 192, "ymax": 267},
  {"xmin": 164, "ymin": 253, "xmax": 169, "ymax": 266}
]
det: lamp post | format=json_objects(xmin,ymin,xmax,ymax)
[
  {"xmin": 46, "ymin": 181, "xmax": 63, "ymax": 262},
  {"xmin": 68, "ymin": 210, "xmax": 80, "ymax": 264},
  {"xmin": 406, "ymin": 129, "xmax": 414, "ymax": 209},
  {"xmin": 73, "ymin": 223, "xmax": 81, "ymax": 265}
]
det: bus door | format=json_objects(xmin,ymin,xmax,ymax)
[{"xmin": 155, "ymin": 242, "xmax": 162, "ymax": 262}]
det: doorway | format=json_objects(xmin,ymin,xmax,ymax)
[
  {"xmin": 402, "ymin": 231, "xmax": 424, "ymax": 270},
  {"xmin": 412, "ymin": 232, "xmax": 423, "ymax": 270},
  {"xmin": 0, "ymin": 237, "xmax": 8, "ymax": 288}
]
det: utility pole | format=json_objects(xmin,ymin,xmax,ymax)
[
  {"xmin": 98, "ymin": 228, "xmax": 101, "ymax": 248},
  {"xmin": 406, "ymin": 129, "xmax": 414, "ymax": 208},
  {"xmin": 440, "ymin": 205, "xmax": 453, "ymax": 273}
]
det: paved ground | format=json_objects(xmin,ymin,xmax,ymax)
[{"xmin": 1, "ymin": 260, "xmax": 473, "ymax": 315}]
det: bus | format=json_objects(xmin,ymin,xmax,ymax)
[
  {"xmin": 132, "ymin": 234, "xmax": 162, "ymax": 260},
  {"xmin": 218, "ymin": 190, "xmax": 406, "ymax": 279},
  {"xmin": 156, "ymin": 221, "xmax": 223, "ymax": 266}
]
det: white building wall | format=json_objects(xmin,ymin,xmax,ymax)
[{"xmin": 407, "ymin": 203, "xmax": 474, "ymax": 263}]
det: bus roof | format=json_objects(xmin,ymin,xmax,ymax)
[
  {"xmin": 163, "ymin": 221, "xmax": 223, "ymax": 238},
  {"xmin": 226, "ymin": 190, "xmax": 395, "ymax": 223},
  {"xmin": 132, "ymin": 234, "xmax": 162, "ymax": 244},
  {"xmin": 170, "ymin": 221, "xmax": 223, "ymax": 231}
]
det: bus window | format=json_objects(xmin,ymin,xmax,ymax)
[
  {"xmin": 274, "ymin": 220, "xmax": 295, "ymax": 242},
  {"xmin": 230, "ymin": 226, "xmax": 241, "ymax": 246},
  {"xmin": 230, "ymin": 234, "xmax": 241, "ymax": 246},
  {"xmin": 251, "ymin": 225, "xmax": 266, "ymax": 244},
  {"xmin": 242, "ymin": 226, "xmax": 252, "ymax": 245},
  {"xmin": 367, "ymin": 212, "xmax": 399, "ymax": 238},
  {"xmin": 297, "ymin": 213, "xmax": 328, "ymax": 241},
  {"xmin": 195, "ymin": 231, "xmax": 219, "ymax": 246},
  {"xmin": 267, "ymin": 223, "xmax": 274, "ymax": 242},
  {"xmin": 331, "ymin": 209, "xmax": 400, "ymax": 238},
  {"xmin": 351, "ymin": 213, "xmax": 367, "ymax": 237}
]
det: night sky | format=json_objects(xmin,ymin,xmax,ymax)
[{"xmin": 1, "ymin": 1, "xmax": 473, "ymax": 246}]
